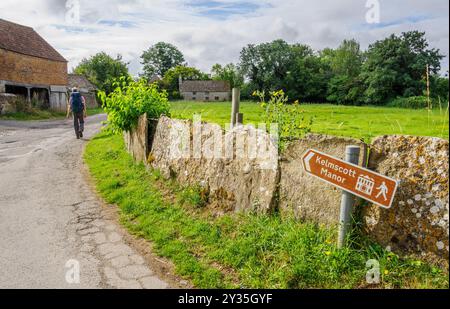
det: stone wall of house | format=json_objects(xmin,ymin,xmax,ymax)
[
  {"xmin": 181, "ymin": 91, "xmax": 230, "ymax": 102},
  {"xmin": 363, "ymin": 136, "xmax": 449, "ymax": 267},
  {"xmin": 0, "ymin": 49, "xmax": 68, "ymax": 86},
  {"xmin": 124, "ymin": 116, "xmax": 449, "ymax": 266},
  {"xmin": 279, "ymin": 134, "xmax": 367, "ymax": 225}
]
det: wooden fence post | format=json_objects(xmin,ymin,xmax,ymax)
[{"xmin": 231, "ymin": 88, "xmax": 241, "ymax": 128}]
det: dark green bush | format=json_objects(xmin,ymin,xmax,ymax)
[
  {"xmin": 387, "ymin": 96, "xmax": 438, "ymax": 109},
  {"xmin": 99, "ymin": 77, "xmax": 171, "ymax": 133}
]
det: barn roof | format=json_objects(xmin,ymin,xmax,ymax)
[
  {"xmin": 68, "ymin": 74, "xmax": 97, "ymax": 91},
  {"xmin": 0, "ymin": 19, "xmax": 67, "ymax": 63},
  {"xmin": 180, "ymin": 80, "xmax": 231, "ymax": 92}
]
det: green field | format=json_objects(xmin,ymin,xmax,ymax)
[{"xmin": 171, "ymin": 101, "xmax": 449, "ymax": 141}]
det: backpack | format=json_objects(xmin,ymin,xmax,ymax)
[{"xmin": 71, "ymin": 92, "xmax": 83, "ymax": 113}]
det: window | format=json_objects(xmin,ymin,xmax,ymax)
[
  {"xmin": 205, "ymin": 97, "xmax": 210, "ymax": 101},
  {"xmin": 193, "ymin": 92, "xmax": 197, "ymax": 95},
  {"xmin": 193, "ymin": 97, "xmax": 196, "ymax": 100},
  {"xmin": 215, "ymin": 97, "xmax": 220, "ymax": 101}
]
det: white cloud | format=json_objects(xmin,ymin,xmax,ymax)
[{"xmin": 0, "ymin": 0, "xmax": 448, "ymax": 75}]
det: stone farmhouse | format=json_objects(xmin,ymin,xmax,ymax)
[
  {"xmin": 68, "ymin": 74, "xmax": 98, "ymax": 108},
  {"xmin": 179, "ymin": 78, "xmax": 231, "ymax": 102},
  {"xmin": 0, "ymin": 19, "xmax": 68, "ymax": 111}
]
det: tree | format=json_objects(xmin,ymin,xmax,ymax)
[
  {"xmin": 73, "ymin": 52, "xmax": 129, "ymax": 95},
  {"xmin": 285, "ymin": 44, "xmax": 331, "ymax": 102},
  {"xmin": 326, "ymin": 39, "xmax": 365, "ymax": 105},
  {"xmin": 239, "ymin": 40, "xmax": 295, "ymax": 93},
  {"xmin": 211, "ymin": 63, "xmax": 243, "ymax": 89},
  {"xmin": 239, "ymin": 40, "xmax": 332, "ymax": 102},
  {"xmin": 329, "ymin": 39, "xmax": 364, "ymax": 77},
  {"xmin": 141, "ymin": 42, "xmax": 185, "ymax": 78},
  {"xmin": 161, "ymin": 65, "xmax": 209, "ymax": 99},
  {"xmin": 431, "ymin": 75, "xmax": 449, "ymax": 101},
  {"xmin": 361, "ymin": 31, "xmax": 444, "ymax": 105}
]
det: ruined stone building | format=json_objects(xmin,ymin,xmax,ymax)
[
  {"xmin": 0, "ymin": 19, "xmax": 68, "ymax": 111},
  {"xmin": 179, "ymin": 78, "xmax": 231, "ymax": 102},
  {"xmin": 68, "ymin": 74, "xmax": 98, "ymax": 108}
]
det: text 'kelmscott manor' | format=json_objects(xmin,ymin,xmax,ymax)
[{"xmin": 316, "ymin": 155, "xmax": 357, "ymax": 184}]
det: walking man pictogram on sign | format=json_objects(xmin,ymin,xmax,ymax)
[{"xmin": 376, "ymin": 182, "xmax": 389, "ymax": 201}]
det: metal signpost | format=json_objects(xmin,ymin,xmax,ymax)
[
  {"xmin": 302, "ymin": 147, "xmax": 399, "ymax": 248},
  {"xmin": 230, "ymin": 88, "xmax": 240, "ymax": 128}
]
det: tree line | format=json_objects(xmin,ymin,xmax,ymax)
[{"xmin": 73, "ymin": 30, "xmax": 449, "ymax": 107}]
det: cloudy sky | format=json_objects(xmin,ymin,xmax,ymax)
[{"xmin": 1, "ymin": 0, "xmax": 448, "ymax": 75}]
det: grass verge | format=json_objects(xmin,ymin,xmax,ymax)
[
  {"xmin": 0, "ymin": 107, "xmax": 105, "ymax": 121},
  {"xmin": 84, "ymin": 131, "xmax": 449, "ymax": 289}
]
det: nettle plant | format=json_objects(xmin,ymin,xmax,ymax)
[
  {"xmin": 253, "ymin": 90, "xmax": 313, "ymax": 150},
  {"xmin": 99, "ymin": 76, "xmax": 170, "ymax": 133}
]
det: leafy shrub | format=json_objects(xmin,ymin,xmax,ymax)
[
  {"xmin": 99, "ymin": 77, "xmax": 170, "ymax": 133},
  {"xmin": 387, "ymin": 96, "xmax": 438, "ymax": 109},
  {"xmin": 254, "ymin": 90, "xmax": 313, "ymax": 150}
]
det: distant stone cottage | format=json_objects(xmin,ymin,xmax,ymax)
[
  {"xmin": 0, "ymin": 19, "xmax": 68, "ymax": 111},
  {"xmin": 68, "ymin": 74, "xmax": 98, "ymax": 108},
  {"xmin": 179, "ymin": 78, "xmax": 231, "ymax": 102}
]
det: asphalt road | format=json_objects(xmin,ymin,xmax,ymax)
[{"xmin": 0, "ymin": 115, "xmax": 170, "ymax": 289}]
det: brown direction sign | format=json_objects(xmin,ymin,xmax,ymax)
[{"xmin": 302, "ymin": 149, "xmax": 398, "ymax": 209}]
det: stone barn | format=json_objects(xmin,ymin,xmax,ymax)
[
  {"xmin": 179, "ymin": 78, "xmax": 231, "ymax": 102},
  {"xmin": 68, "ymin": 74, "xmax": 98, "ymax": 108},
  {"xmin": 0, "ymin": 19, "xmax": 68, "ymax": 111}
]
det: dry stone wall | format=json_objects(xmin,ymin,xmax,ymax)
[
  {"xmin": 124, "ymin": 116, "xmax": 449, "ymax": 266},
  {"xmin": 363, "ymin": 136, "xmax": 449, "ymax": 267},
  {"xmin": 123, "ymin": 114, "xmax": 149, "ymax": 163},
  {"xmin": 148, "ymin": 116, "xmax": 279, "ymax": 214},
  {"xmin": 279, "ymin": 134, "xmax": 367, "ymax": 225}
]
